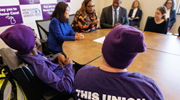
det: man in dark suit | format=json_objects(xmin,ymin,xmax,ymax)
[{"xmin": 100, "ymin": 0, "xmax": 129, "ymax": 28}]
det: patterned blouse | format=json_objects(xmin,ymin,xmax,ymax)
[{"xmin": 71, "ymin": 11, "xmax": 98, "ymax": 32}]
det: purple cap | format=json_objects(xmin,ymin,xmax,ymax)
[
  {"xmin": 102, "ymin": 25, "xmax": 146, "ymax": 69},
  {"xmin": 0, "ymin": 24, "xmax": 35, "ymax": 54}
]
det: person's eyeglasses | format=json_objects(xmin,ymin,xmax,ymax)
[
  {"xmin": 87, "ymin": 5, "xmax": 95, "ymax": 8},
  {"xmin": 167, "ymin": 3, "xmax": 172, "ymax": 4}
]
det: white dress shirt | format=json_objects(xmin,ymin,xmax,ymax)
[
  {"xmin": 112, "ymin": 6, "xmax": 120, "ymax": 25},
  {"xmin": 166, "ymin": 9, "xmax": 171, "ymax": 19},
  {"xmin": 131, "ymin": 8, "xmax": 138, "ymax": 18}
]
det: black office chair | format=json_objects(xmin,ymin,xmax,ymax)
[
  {"xmin": 35, "ymin": 19, "xmax": 52, "ymax": 56},
  {"xmin": 144, "ymin": 16, "xmax": 169, "ymax": 34},
  {"xmin": 0, "ymin": 48, "xmax": 72, "ymax": 100}
]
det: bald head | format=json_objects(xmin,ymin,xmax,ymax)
[{"xmin": 113, "ymin": 0, "xmax": 122, "ymax": 9}]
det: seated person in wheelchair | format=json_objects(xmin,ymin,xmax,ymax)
[{"xmin": 0, "ymin": 24, "xmax": 75, "ymax": 94}]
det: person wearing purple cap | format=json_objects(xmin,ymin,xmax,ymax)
[
  {"xmin": 72, "ymin": 25, "xmax": 164, "ymax": 100},
  {"xmin": 0, "ymin": 24, "xmax": 75, "ymax": 94}
]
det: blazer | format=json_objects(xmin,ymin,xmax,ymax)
[
  {"xmin": 47, "ymin": 17, "xmax": 76, "ymax": 53},
  {"xmin": 168, "ymin": 9, "xmax": 176, "ymax": 28},
  {"xmin": 128, "ymin": 8, "xmax": 142, "ymax": 21},
  {"xmin": 100, "ymin": 5, "xmax": 129, "ymax": 28}
]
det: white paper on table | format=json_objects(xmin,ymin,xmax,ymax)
[{"xmin": 93, "ymin": 36, "xmax": 106, "ymax": 44}]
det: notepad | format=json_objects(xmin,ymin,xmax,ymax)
[{"xmin": 93, "ymin": 36, "xmax": 105, "ymax": 44}]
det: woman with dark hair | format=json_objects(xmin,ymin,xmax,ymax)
[
  {"xmin": 144, "ymin": 6, "xmax": 168, "ymax": 34},
  {"xmin": 71, "ymin": 0, "xmax": 99, "ymax": 32},
  {"xmin": 128, "ymin": 0, "xmax": 142, "ymax": 28},
  {"xmin": 47, "ymin": 2, "xmax": 84, "ymax": 54},
  {"xmin": 164, "ymin": 0, "xmax": 177, "ymax": 31}
]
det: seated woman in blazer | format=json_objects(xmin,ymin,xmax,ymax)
[
  {"xmin": 47, "ymin": 2, "xmax": 84, "ymax": 54},
  {"xmin": 128, "ymin": 0, "xmax": 142, "ymax": 28},
  {"xmin": 144, "ymin": 6, "xmax": 168, "ymax": 34},
  {"xmin": 71, "ymin": 0, "xmax": 99, "ymax": 32},
  {"xmin": 163, "ymin": 0, "xmax": 177, "ymax": 31}
]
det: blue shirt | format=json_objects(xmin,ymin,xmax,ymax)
[
  {"xmin": 47, "ymin": 17, "xmax": 76, "ymax": 53},
  {"xmin": 18, "ymin": 50, "xmax": 75, "ymax": 94},
  {"xmin": 73, "ymin": 65, "xmax": 164, "ymax": 100}
]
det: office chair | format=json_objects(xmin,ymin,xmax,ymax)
[
  {"xmin": 35, "ymin": 19, "xmax": 52, "ymax": 56},
  {"xmin": 0, "ymin": 48, "xmax": 72, "ymax": 100},
  {"xmin": 144, "ymin": 16, "xmax": 169, "ymax": 34},
  {"xmin": 69, "ymin": 14, "xmax": 75, "ymax": 25}
]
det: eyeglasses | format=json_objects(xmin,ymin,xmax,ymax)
[
  {"xmin": 87, "ymin": 5, "xmax": 95, "ymax": 8},
  {"xmin": 167, "ymin": 3, "xmax": 172, "ymax": 4}
]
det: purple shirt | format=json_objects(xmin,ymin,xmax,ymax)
[
  {"xmin": 73, "ymin": 65, "xmax": 164, "ymax": 100},
  {"xmin": 18, "ymin": 50, "xmax": 75, "ymax": 94}
]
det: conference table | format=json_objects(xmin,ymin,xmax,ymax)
[{"xmin": 63, "ymin": 29, "xmax": 180, "ymax": 100}]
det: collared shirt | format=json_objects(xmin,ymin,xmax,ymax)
[
  {"xmin": 166, "ymin": 9, "xmax": 171, "ymax": 19},
  {"xmin": 132, "ymin": 8, "xmax": 138, "ymax": 18},
  {"xmin": 112, "ymin": 6, "xmax": 120, "ymax": 25}
]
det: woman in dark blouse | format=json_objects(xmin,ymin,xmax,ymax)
[{"xmin": 144, "ymin": 6, "xmax": 167, "ymax": 34}]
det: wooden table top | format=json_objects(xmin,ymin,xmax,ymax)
[
  {"xmin": 63, "ymin": 29, "xmax": 180, "ymax": 64},
  {"xmin": 63, "ymin": 29, "xmax": 111, "ymax": 65},
  {"xmin": 144, "ymin": 31, "xmax": 180, "ymax": 56}
]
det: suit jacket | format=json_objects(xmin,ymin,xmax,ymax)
[
  {"xmin": 128, "ymin": 8, "xmax": 142, "ymax": 21},
  {"xmin": 168, "ymin": 9, "xmax": 176, "ymax": 28},
  {"xmin": 100, "ymin": 5, "xmax": 129, "ymax": 28}
]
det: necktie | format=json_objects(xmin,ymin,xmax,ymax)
[{"xmin": 114, "ymin": 9, "xmax": 117, "ymax": 25}]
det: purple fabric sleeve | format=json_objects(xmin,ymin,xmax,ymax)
[{"xmin": 33, "ymin": 60, "xmax": 75, "ymax": 93}]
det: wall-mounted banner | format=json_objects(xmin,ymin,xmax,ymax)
[
  {"xmin": 19, "ymin": 0, "xmax": 40, "ymax": 5},
  {"xmin": 0, "ymin": 0, "xmax": 20, "ymax": 6},
  {"xmin": 20, "ymin": 5, "xmax": 43, "ymax": 23},
  {"xmin": 41, "ymin": 4, "xmax": 56, "ymax": 19},
  {"xmin": 57, "ymin": 0, "xmax": 70, "ymax": 3},
  {"xmin": 0, "ymin": 6, "xmax": 23, "ymax": 27}
]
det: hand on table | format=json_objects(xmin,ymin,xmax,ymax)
[{"xmin": 75, "ymin": 33, "xmax": 84, "ymax": 40}]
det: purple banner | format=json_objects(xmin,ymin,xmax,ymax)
[
  {"xmin": 0, "ymin": 6, "xmax": 23, "ymax": 27},
  {"xmin": 19, "ymin": 0, "xmax": 40, "ymax": 5},
  {"xmin": 41, "ymin": 4, "xmax": 56, "ymax": 19},
  {"xmin": 57, "ymin": 0, "xmax": 70, "ymax": 3}
]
